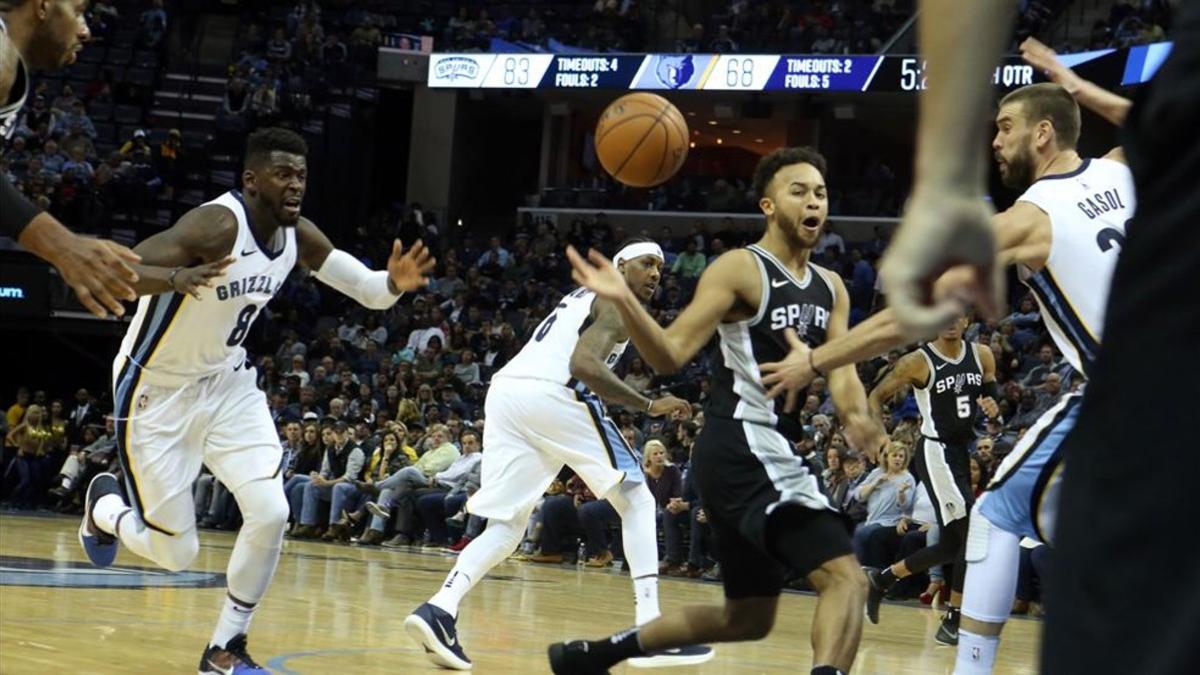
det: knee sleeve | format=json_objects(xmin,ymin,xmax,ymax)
[
  {"xmin": 606, "ymin": 480, "xmax": 655, "ymax": 518},
  {"xmin": 237, "ymin": 478, "xmax": 290, "ymax": 539},
  {"xmin": 151, "ymin": 529, "xmax": 201, "ymax": 572}
]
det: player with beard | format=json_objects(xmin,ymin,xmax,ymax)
[
  {"xmin": 2, "ymin": 0, "xmax": 146, "ymax": 318},
  {"xmin": 552, "ymin": 147, "xmax": 886, "ymax": 675},
  {"xmin": 752, "ymin": 83, "xmax": 1134, "ymax": 673},
  {"xmin": 77, "ymin": 128, "xmax": 435, "ymax": 673}
]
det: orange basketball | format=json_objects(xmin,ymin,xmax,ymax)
[{"xmin": 595, "ymin": 93, "xmax": 689, "ymax": 188}]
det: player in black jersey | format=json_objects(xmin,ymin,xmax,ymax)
[
  {"xmin": 861, "ymin": 315, "xmax": 999, "ymax": 645},
  {"xmin": 550, "ymin": 147, "xmax": 886, "ymax": 675}
]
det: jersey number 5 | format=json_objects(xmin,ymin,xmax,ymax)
[
  {"xmin": 956, "ymin": 395, "xmax": 971, "ymax": 419},
  {"xmin": 226, "ymin": 305, "xmax": 258, "ymax": 346}
]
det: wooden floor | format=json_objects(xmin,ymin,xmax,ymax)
[{"xmin": 0, "ymin": 514, "xmax": 1040, "ymax": 674}]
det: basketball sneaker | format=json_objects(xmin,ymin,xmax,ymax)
[
  {"xmin": 864, "ymin": 566, "xmax": 887, "ymax": 624},
  {"xmin": 78, "ymin": 472, "xmax": 122, "ymax": 568},
  {"xmin": 404, "ymin": 602, "xmax": 472, "ymax": 670},
  {"xmin": 198, "ymin": 634, "xmax": 266, "ymax": 674},
  {"xmin": 935, "ymin": 608, "xmax": 961, "ymax": 646},
  {"xmin": 548, "ymin": 641, "xmax": 611, "ymax": 675},
  {"xmin": 629, "ymin": 644, "xmax": 716, "ymax": 668}
]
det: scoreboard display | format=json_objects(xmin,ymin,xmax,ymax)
[{"xmin": 427, "ymin": 43, "xmax": 1169, "ymax": 93}]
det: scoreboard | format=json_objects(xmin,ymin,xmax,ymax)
[{"xmin": 427, "ymin": 43, "xmax": 1169, "ymax": 92}]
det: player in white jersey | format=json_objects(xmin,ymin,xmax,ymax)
[
  {"xmin": 76, "ymin": 128, "xmax": 435, "ymax": 674},
  {"xmin": 750, "ymin": 82, "xmax": 1135, "ymax": 673},
  {"xmin": 403, "ymin": 237, "xmax": 714, "ymax": 671}
]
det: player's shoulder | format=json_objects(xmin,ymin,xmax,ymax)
[
  {"xmin": 807, "ymin": 261, "xmax": 846, "ymax": 294},
  {"xmin": 177, "ymin": 202, "xmax": 239, "ymax": 242}
]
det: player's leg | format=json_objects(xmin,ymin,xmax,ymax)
[
  {"xmin": 867, "ymin": 438, "xmax": 971, "ymax": 628},
  {"xmin": 198, "ymin": 365, "xmax": 290, "ymax": 673},
  {"xmin": 954, "ymin": 500, "xmax": 1021, "ymax": 675},
  {"xmin": 549, "ymin": 508, "xmax": 781, "ymax": 674},
  {"xmin": 83, "ymin": 372, "xmax": 203, "ymax": 572},
  {"xmin": 955, "ymin": 398, "xmax": 1077, "ymax": 672},
  {"xmin": 406, "ymin": 383, "xmax": 559, "ymax": 670}
]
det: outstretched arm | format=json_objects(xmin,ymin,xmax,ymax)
[
  {"xmin": 868, "ymin": 351, "xmax": 928, "ymax": 424},
  {"xmin": 1020, "ymin": 37, "xmax": 1133, "ymax": 127},
  {"xmin": 297, "ymin": 218, "xmax": 435, "ymax": 309},
  {"xmin": 565, "ymin": 246, "xmax": 750, "ymax": 374},
  {"xmin": 822, "ymin": 271, "xmax": 887, "ymax": 460},
  {"xmin": 126, "ymin": 204, "xmax": 239, "ymax": 297},
  {"xmin": 568, "ymin": 299, "xmax": 691, "ymax": 417}
]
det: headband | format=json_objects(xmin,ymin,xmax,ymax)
[{"xmin": 613, "ymin": 242, "xmax": 664, "ymax": 266}]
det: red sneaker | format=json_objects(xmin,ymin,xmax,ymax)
[{"xmin": 445, "ymin": 536, "xmax": 472, "ymax": 553}]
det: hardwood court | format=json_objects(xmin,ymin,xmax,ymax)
[{"xmin": 0, "ymin": 514, "xmax": 1040, "ymax": 674}]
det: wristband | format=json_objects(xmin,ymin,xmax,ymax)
[
  {"xmin": 168, "ymin": 266, "xmax": 183, "ymax": 291},
  {"xmin": 645, "ymin": 399, "xmax": 653, "ymax": 413}
]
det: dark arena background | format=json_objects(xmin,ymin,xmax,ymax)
[{"xmin": 0, "ymin": 1, "xmax": 1177, "ymax": 673}]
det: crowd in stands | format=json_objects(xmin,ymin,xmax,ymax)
[
  {"xmin": 1080, "ymin": 0, "xmax": 1172, "ymax": 51},
  {"xmin": 0, "ymin": 0, "xmax": 179, "ymax": 235},
  {"xmin": 4, "ymin": 212, "xmax": 1062, "ymax": 612}
]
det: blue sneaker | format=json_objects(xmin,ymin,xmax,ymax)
[
  {"xmin": 198, "ymin": 634, "xmax": 267, "ymax": 674},
  {"xmin": 78, "ymin": 472, "xmax": 122, "ymax": 568},
  {"xmin": 628, "ymin": 644, "xmax": 716, "ymax": 668},
  {"xmin": 404, "ymin": 602, "xmax": 472, "ymax": 670}
]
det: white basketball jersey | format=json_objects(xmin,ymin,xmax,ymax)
[
  {"xmin": 496, "ymin": 286, "xmax": 628, "ymax": 391},
  {"xmin": 1016, "ymin": 158, "xmax": 1135, "ymax": 377},
  {"xmin": 117, "ymin": 191, "xmax": 297, "ymax": 379}
]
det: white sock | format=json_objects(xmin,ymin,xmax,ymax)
[
  {"xmin": 429, "ymin": 516, "xmax": 525, "ymax": 618},
  {"xmin": 93, "ymin": 493, "xmax": 130, "ymax": 536},
  {"xmin": 211, "ymin": 595, "xmax": 257, "ymax": 649},
  {"xmin": 633, "ymin": 575, "xmax": 661, "ymax": 626},
  {"xmin": 954, "ymin": 630, "xmax": 999, "ymax": 675}
]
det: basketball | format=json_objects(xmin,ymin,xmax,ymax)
[{"xmin": 595, "ymin": 93, "xmax": 689, "ymax": 188}]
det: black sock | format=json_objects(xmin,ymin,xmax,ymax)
[
  {"xmin": 586, "ymin": 627, "xmax": 646, "ymax": 667},
  {"xmin": 812, "ymin": 666, "xmax": 845, "ymax": 675},
  {"xmin": 878, "ymin": 567, "xmax": 898, "ymax": 590}
]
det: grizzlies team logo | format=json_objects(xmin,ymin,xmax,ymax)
[
  {"xmin": 0, "ymin": 555, "xmax": 226, "ymax": 589},
  {"xmin": 136, "ymin": 393, "xmax": 150, "ymax": 411},
  {"xmin": 654, "ymin": 55, "xmax": 695, "ymax": 89}
]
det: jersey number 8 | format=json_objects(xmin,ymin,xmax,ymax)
[{"xmin": 226, "ymin": 306, "xmax": 258, "ymax": 347}]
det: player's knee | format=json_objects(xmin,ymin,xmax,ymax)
[
  {"xmin": 816, "ymin": 556, "xmax": 869, "ymax": 600},
  {"xmin": 155, "ymin": 531, "xmax": 200, "ymax": 572},
  {"xmin": 239, "ymin": 482, "xmax": 291, "ymax": 535}
]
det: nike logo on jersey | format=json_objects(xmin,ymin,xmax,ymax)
[
  {"xmin": 241, "ymin": 247, "xmax": 256, "ymax": 257},
  {"xmin": 435, "ymin": 619, "xmax": 456, "ymax": 646},
  {"xmin": 771, "ymin": 279, "xmax": 789, "ymax": 288},
  {"xmin": 936, "ymin": 363, "xmax": 948, "ymax": 371}
]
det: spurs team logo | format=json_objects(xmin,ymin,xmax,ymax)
[
  {"xmin": 934, "ymin": 371, "xmax": 982, "ymax": 394},
  {"xmin": 769, "ymin": 302, "xmax": 829, "ymax": 335}
]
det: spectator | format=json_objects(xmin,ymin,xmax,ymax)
[
  {"xmin": 61, "ymin": 147, "xmax": 95, "ymax": 183},
  {"xmin": 361, "ymin": 424, "xmax": 460, "ymax": 544},
  {"xmin": 291, "ymin": 421, "xmax": 365, "ymax": 538},
  {"xmin": 851, "ymin": 441, "xmax": 915, "ymax": 568},
  {"xmin": 623, "ymin": 357, "xmax": 653, "ymax": 394},
  {"xmin": 814, "ymin": 223, "xmax": 846, "ymax": 256},
  {"xmin": 119, "ymin": 129, "xmax": 151, "ymax": 156},
  {"xmin": 51, "ymin": 84, "xmax": 79, "ymax": 115},
  {"xmin": 49, "ymin": 417, "xmax": 116, "ymax": 503},
  {"xmin": 52, "ymin": 101, "xmax": 96, "ymax": 139},
  {"xmin": 139, "ymin": 0, "xmax": 168, "ymax": 48},
  {"xmin": 670, "ymin": 239, "xmax": 707, "ymax": 279},
  {"xmin": 414, "ymin": 429, "xmax": 484, "ymax": 547},
  {"xmin": 4, "ymin": 405, "xmax": 54, "ymax": 509},
  {"xmin": 476, "ymin": 236, "xmax": 513, "ymax": 274},
  {"xmin": 1022, "ymin": 344, "xmax": 1063, "ymax": 387}
]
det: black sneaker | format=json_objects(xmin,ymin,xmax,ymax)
[
  {"xmin": 78, "ymin": 473, "xmax": 123, "ymax": 568},
  {"xmin": 403, "ymin": 602, "xmax": 471, "ymax": 670},
  {"xmin": 935, "ymin": 609, "xmax": 960, "ymax": 646},
  {"xmin": 864, "ymin": 567, "xmax": 887, "ymax": 625},
  {"xmin": 198, "ymin": 634, "xmax": 266, "ymax": 674},
  {"xmin": 548, "ymin": 641, "xmax": 610, "ymax": 675}
]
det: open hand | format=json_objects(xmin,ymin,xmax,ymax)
[
  {"xmin": 565, "ymin": 246, "xmax": 634, "ymax": 303},
  {"xmin": 173, "ymin": 257, "xmax": 234, "ymax": 298},
  {"xmin": 387, "ymin": 239, "xmax": 436, "ymax": 292},
  {"xmin": 760, "ymin": 328, "xmax": 816, "ymax": 412},
  {"xmin": 54, "ymin": 234, "xmax": 142, "ymax": 317}
]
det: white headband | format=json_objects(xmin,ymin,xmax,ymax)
[{"xmin": 613, "ymin": 242, "xmax": 664, "ymax": 266}]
